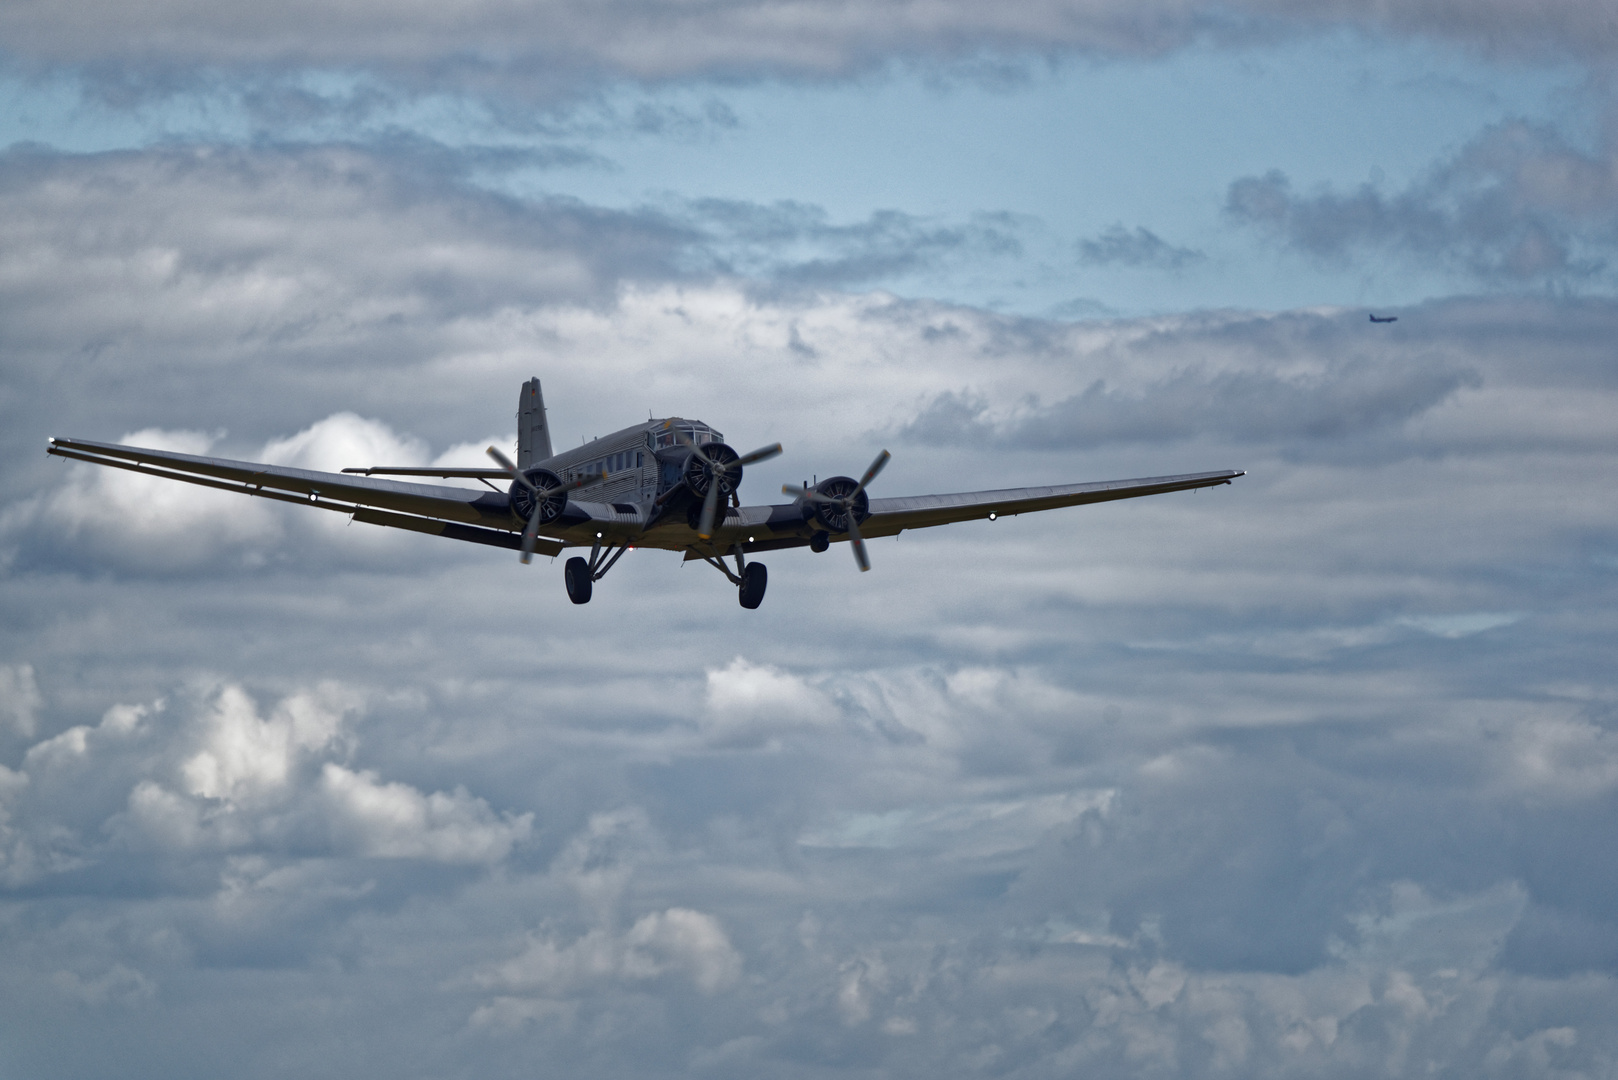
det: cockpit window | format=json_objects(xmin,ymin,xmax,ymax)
[{"xmin": 652, "ymin": 422, "xmax": 723, "ymax": 449}]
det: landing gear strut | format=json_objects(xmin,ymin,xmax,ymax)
[
  {"xmin": 564, "ymin": 533, "xmax": 631, "ymax": 605},
  {"xmin": 696, "ymin": 545, "xmax": 768, "ymax": 609}
]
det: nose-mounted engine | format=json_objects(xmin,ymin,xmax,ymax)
[
  {"xmin": 508, "ymin": 468, "xmax": 569, "ymax": 525},
  {"xmin": 682, "ymin": 442, "xmax": 742, "ymax": 501}
]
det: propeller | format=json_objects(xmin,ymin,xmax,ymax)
[
  {"xmin": 669, "ymin": 424, "xmax": 782, "ymax": 541},
  {"xmin": 783, "ymin": 449, "xmax": 889, "ymax": 572},
  {"xmin": 486, "ymin": 446, "xmax": 592, "ymax": 564}
]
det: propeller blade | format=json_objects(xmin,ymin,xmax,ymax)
[
  {"xmin": 736, "ymin": 442, "xmax": 782, "ymax": 466},
  {"xmin": 846, "ymin": 512, "xmax": 870, "ymax": 572},
  {"xmin": 782, "ymin": 484, "xmax": 832, "ymax": 504},
  {"xmin": 487, "ymin": 445, "xmax": 535, "ymax": 489},
  {"xmin": 697, "ymin": 475, "xmax": 722, "ymax": 540},
  {"xmin": 668, "ymin": 423, "xmax": 714, "ymax": 466},
  {"xmin": 854, "ymin": 449, "xmax": 890, "ymax": 494},
  {"xmin": 519, "ymin": 503, "xmax": 544, "ymax": 564}
]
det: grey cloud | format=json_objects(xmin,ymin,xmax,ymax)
[
  {"xmin": 2, "ymin": 0, "xmax": 1617, "ymax": 102},
  {"xmin": 1227, "ymin": 121, "xmax": 1618, "ymax": 284},
  {"xmin": 1077, "ymin": 224, "xmax": 1205, "ymax": 270},
  {"xmin": 903, "ymin": 359, "xmax": 1478, "ymax": 451},
  {"xmin": 3, "ymin": 136, "xmax": 1618, "ymax": 1075},
  {"xmin": 677, "ymin": 198, "xmax": 1027, "ymax": 289},
  {"xmin": 0, "ymin": 142, "xmax": 702, "ymax": 486}
]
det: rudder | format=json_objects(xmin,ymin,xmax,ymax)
[{"xmin": 517, "ymin": 377, "xmax": 553, "ymax": 467}]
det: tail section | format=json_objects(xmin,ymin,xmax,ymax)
[{"xmin": 517, "ymin": 377, "xmax": 553, "ymax": 467}]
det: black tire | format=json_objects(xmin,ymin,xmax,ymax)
[
  {"xmin": 564, "ymin": 556, "xmax": 593, "ymax": 605},
  {"xmin": 738, "ymin": 562, "xmax": 767, "ymax": 609}
]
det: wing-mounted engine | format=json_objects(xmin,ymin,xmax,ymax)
[
  {"xmin": 783, "ymin": 449, "xmax": 890, "ymax": 572},
  {"xmin": 804, "ymin": 476, "xmax": 870, "ymax": 533},
  {"xmin": 508, "ymin": 468, "xmax": 569, "ymax": 526}
]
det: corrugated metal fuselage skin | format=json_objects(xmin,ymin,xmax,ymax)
[
  {"xmin": 539, "ymin": 421, "xmax": 663, "ymax": 508},
  {"xmin": 525, "ymin": 419, "xmax": 788, "ymax": 554}
]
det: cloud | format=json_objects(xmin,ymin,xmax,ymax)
[
  {"xmin": 320, "ymin": 763, "xmax": 532, "ymax": 863},
  {"xmin": 476, "ymin": 907, "xmax": 742, "ymax": 1000},
  {"xmin": 1, "ymin": 0, "xmax": 1616, "ymax": 102},
  {"xmin": 1226, "ymin": 121, "xmax": 1618, "ymax": 285},
  {"xmin": 1, "ymin": 680, "xmax": 529, "ymax": 889},
  {"xmin": 0, "ymin": 663, "xmax": 43, "ymax": 737},
  {"xmin": 902, "ymin": 358, "xmax": 1479, "ymax": 450},
  {"xmin": 700, "ymin": 657, "xmax": 838, "ymax": 745},
  {"xmin": 2, "ymin": 128, "xmax": 1618, "ymax": 1076},
  {"xmin": 19, "ymin": 415, "xmax": 449, "ymax": 573},
  {"xmin": 675, "ymin": 199, "xmax": 1026, "ymax": 290},
  {"xmin": 1077, "ymin": 225, "xmax": 1205, "ymax": 271}
]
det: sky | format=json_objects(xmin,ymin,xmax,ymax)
[{"xmin": 1, "ymin": 1, "xmax": 1617, "ymax": 1077}]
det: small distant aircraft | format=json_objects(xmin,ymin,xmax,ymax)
[
  {"xmin": 1369, "ymin": 313, "xmax": 1398, "ymax": 323},
  {"xmin": 47, "ymin": 379, "xmax": 1243, "ymax": 608}
]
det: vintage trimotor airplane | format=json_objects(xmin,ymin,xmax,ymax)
[{"xmin": 46, "ymin": 378, "xmax": 1244, "ymax": 608}]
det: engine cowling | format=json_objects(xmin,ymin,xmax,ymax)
[
  {"xmin": 805, "ymin": 475, "xmax": 869, "ymax": 533},
  {"xmin": 682, "ymin": 442, "xmax": 742, "ymax": 499},
  {"xmin": 509, "ymin": 468, "xmax": 569, "ymax": 525}
]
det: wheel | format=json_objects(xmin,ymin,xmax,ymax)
[
  {"xmin": 738, "ymin": 562, "xmax": 767, "ymax": 609},
  {"xmin": 809, "ymin": 530, "xmax": 830, "ymax": 553},
  {"xmin": 564, "ymin": 556, "xmax": 593, "ymax": 604}
]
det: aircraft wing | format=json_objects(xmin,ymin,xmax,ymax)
[
  {"xmin": 698, "ymin": 469, "xmax": 1244, "ymax": 559},
  {"xmin": 45, "ymin": 436, "xmax": 574, "ymax": 558},
  {"xmin": 852, "ymin": 469, "xmax": 1244, "ymax": 537}
]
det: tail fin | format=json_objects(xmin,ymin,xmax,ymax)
[{"xmin": 517, "ymin": 378, "xmax": 553, "ymax": 467}]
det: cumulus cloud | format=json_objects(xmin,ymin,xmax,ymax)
[
  {"xmin": 2, "ymin": 680, "xmax": 529, "ymax": 888},
  {"xmin": 1227, "ymin": 121, "xmax": 1618, "ymax": 285},
  {"xmin": 701, "ymin": 657, "xmax": 838, "ymax": 745},
  {"xmin": 477, "ymin": 907, "xmax": 742, "ymax": 999},
  {"xmin": 18, "ymin": 411, "xmax": 503, "ymax": 574},
  {"xmin": 262, "ymin": 412, "xmax": 430, "ymax": 475},
  {"xmin": 320, "ymin": 763, "xmax": 532, "ymax": 863},
  {"xmin": 30, "ymin": 427, "xmax": 280, "ymax": 570}
]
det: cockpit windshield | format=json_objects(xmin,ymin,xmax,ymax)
[{"xmin": 652, "ymin": 421, "xmax": 723, "ymax": 450}]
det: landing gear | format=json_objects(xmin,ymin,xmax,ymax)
[
  {"xmin": 809, "ymin": 530, "xmax": 830, "ymax": 553},
  {"xmin": 564, "ymin": 556, "xmax": 593, "ymax": 604},
  {"xmin": 694, "ymin": 544, "xmax": 768, "ymax": 609},
  {"xmin": 562, "ymin": 534, "xmax": 634, "ymax": 604},
  {"xmin": 738, "ymin": 562, "xmax": 767, "ymax": 609}
]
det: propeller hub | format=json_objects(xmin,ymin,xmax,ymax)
[
  {"xmin": 683, "ymin": 442, "xmax": 742, "ymax": 498},
  {"xmin": 805, "ymin": 475, "xmax": 869, "ymax": 534},
  {"xmin": 509, "ymin": 468, "xmax": 568, "ymax": 525}
]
